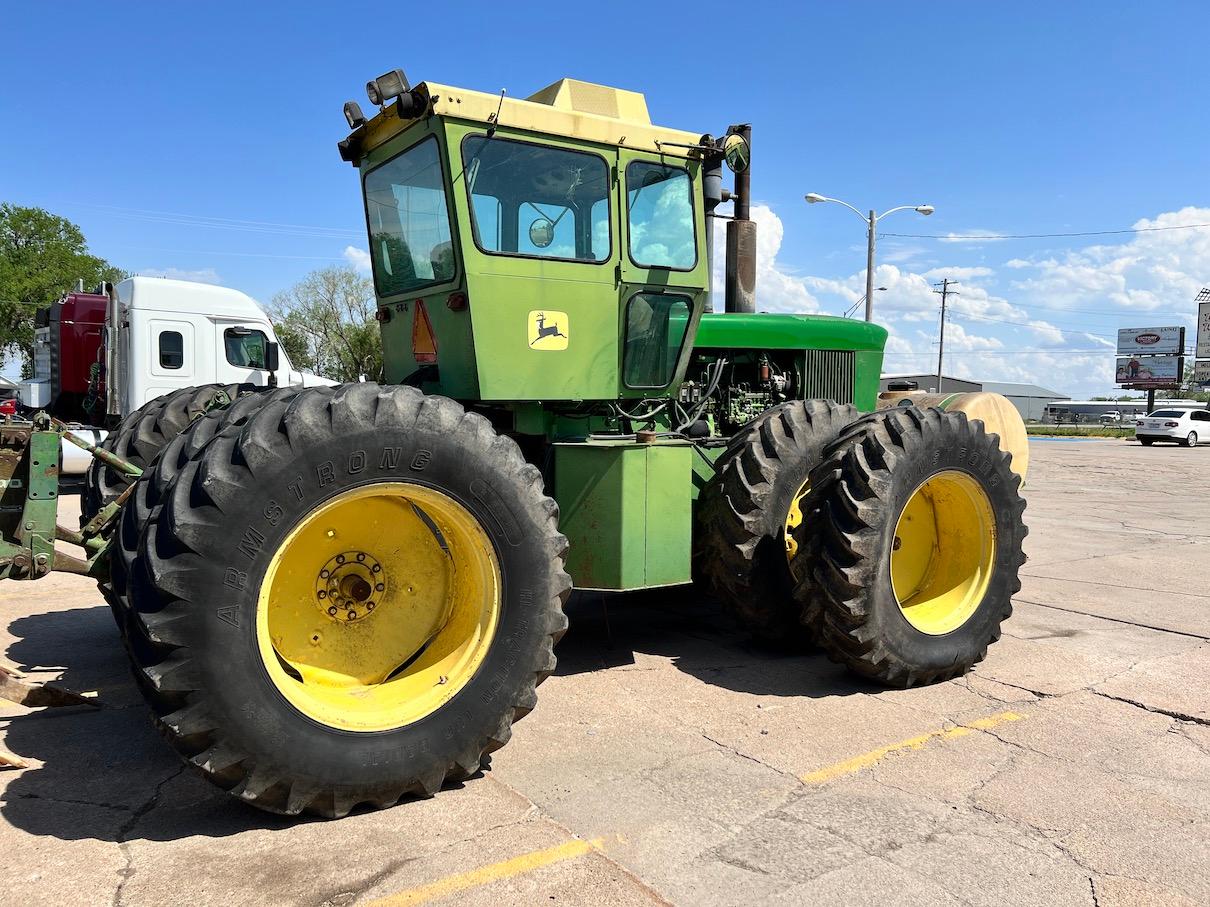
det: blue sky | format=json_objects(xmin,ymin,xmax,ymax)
[{"xmin": 4, "ymin": 2, "xmax": 1208, "ymax": 396}]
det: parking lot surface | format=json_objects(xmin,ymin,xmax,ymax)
[{"xmin": 2, "ymin": 438, "xmax": 1209, "ymax": 906}]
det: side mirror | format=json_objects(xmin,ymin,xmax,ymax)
[
  {"xmin": 722, "ymin": 133, "xmax": 750, "ymax": 173},
  {"xmin": 528, "ymin": 218, "xmax": 554, "ymax": 248},
  {"xmin": 265, "ymin": 341, "xmax": 280, "ymax": 387}
]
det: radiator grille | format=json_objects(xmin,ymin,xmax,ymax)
[{"xmin": 802, "ymin": 350, "xmax": 855, "ymax": 405}]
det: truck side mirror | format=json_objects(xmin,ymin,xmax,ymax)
[{"xmin": 265, "ymin": 341, "xmax": 280, "ymax": 387}]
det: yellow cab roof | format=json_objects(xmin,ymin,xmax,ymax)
[{"xmin": 358, "ymin": 78, "xmax": 706, "ymax": 161}]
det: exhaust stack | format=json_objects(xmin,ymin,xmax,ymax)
[{"xmin": 723, "ymin": 125, "xmax": 756, "ymax": 314}]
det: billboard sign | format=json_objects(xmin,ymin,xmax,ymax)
[
  {"xmin": 1197, "ymin": 301, "xmax": 1210, "ymax": 359},
  {"xmin": 1194, "ymin": 359, "xmax": 1210, "ymax": 387},
  {"xmin": 1116, "ymin": 326, "xmax": 1184, "ymax": 356},
  {"xmin": 1116, "ymin": 355, "xmax": 1183, "ymax": 388}
]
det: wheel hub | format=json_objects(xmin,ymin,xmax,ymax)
[{"xmin": 315, "ymin": 551, "xmax": 385, "ymax": 623}]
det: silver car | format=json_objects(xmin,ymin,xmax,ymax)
[{"xmin": 1136, "ymin": 408, "xmax": 1210, "ymax": 447}]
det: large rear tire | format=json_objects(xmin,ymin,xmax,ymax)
[
  {"xmin": 128, "ymin": 384, "xmax": 571, "ymax": 817},
  {"xmin": 83, "ymin": 383, "xmax": 251, "ymax": 521},
  {"xmin": 695, "ymin": 400, "xmax": 858, "ymax": 645},
  {"xmin": 794, "ymin": 406, "xmax": 1027, "ymax": 687},
  {"xmin": 110, "ymin": 386, "xmax": 309, "ymax": 659}
]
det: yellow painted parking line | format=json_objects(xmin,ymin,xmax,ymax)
[
  {"xmin": 800, "ymin": 710, "xmax": 1026, "ymax": 785},
  {"xmin": 370, "ymin": 836, "xmax": 605, "ymax": 906}
]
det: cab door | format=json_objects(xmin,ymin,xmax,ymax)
[{"xmin": 616, "ymin": 150, "xmax": 709, "ymax": 399}]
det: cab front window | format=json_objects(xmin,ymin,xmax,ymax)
[
  {"xmin": 363, "ymin": 137, "xmax": 456, "ymax": 298},
  {"xmin": 461, "ymin": 135, "xmax": 611, "ymax": 263}
]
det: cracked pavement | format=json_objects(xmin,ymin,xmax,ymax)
[{"xmin": 2, "ymin": 439, "xmax": 1209, "ymax": 906}]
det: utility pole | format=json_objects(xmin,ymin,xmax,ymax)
[{"xmin": 933, "ymin": 279, "xmax": 959, "ymax": 389}]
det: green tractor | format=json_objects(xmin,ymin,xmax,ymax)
[{"xmin": 10, "ymin": 70, "xmax": 1027, "ymax": 817}]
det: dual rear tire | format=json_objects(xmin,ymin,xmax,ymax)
[
  {"xmin": 114, "ymin": 384, "xmax": 570, "ymax": 817},
  {"xmin": 698, "ymin": 403, "xmax": 1027, "ymax": 687}
]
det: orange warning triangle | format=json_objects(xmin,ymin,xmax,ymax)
[{"xmin": 412, "ymin": 299, "xmax": 438, "ymax": 364}]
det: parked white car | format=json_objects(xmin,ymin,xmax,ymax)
[{"xmin": 1135, "ymin": 408, "xmax": 1210, "ymax": 447}]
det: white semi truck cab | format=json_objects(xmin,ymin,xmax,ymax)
[
  {"xmin": 19, "ymin": 276, "xmax": 332, "ymax": 473},
  {"xmin": 106, "ymin": 276, "xmax": 330, "ymax": 411}
]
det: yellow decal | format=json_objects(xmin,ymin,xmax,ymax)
[{"xmin": 528, "ymin": 310, "xmax": 570, "ymax": 350}]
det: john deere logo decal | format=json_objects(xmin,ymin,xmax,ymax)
[{"xmin": 528, "ymin": 310, "xmax": 569, "ymax": 350}]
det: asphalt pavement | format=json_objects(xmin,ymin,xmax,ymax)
[{"xmin": 2, "ymin": 438, "xmax": 1208, "ymax": 906}]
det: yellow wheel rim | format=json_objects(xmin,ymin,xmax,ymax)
[
  {"xmin": 890, "ymin": 470, "xmax": 997, "ymax": 636},
  {"xmin": 256, "ymin": 482, "xmax": 501, "ymax": 732},
  {"xmin": 784, "ymin": 478, "xmax": 810, "ymax": 567}
]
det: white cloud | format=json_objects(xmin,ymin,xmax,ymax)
[
  {"xmin": 343, "ymin": 245, "xmax": 372, "ymax": 272},
  {"xmin": 1008, "ymin": 206, "xmax": 1210, "ymax": 316},
  {"xmin": 921, "ymin": 266, "xmax": 993, "ymax": 280},
  {"xmin": 711, "ymin": 204, "xmax": 821, "ymax": 313},
  {"xmin": 937, "ymin": 230, "xmax": 1008, "ymax": 244}
]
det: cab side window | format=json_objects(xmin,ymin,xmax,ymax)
[
  {"xmin": 159, "ymin": 331, "xmax": 183, "ymax": 369},
  {"xmin": 625, "ymin": 161, "xmax": 696, "ymax": 270},
  {"xmin": 224, "ymin": 328, "xmax": 268, "ymax": 369}
]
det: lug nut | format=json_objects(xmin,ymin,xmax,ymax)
[
  {"xmin": 320, "ymin": 569, "xmax": 329, "ymax": 578},
  {"xmin": 336, "ymin": 554, "xmax": 345, "ymax": 564},
  {"xmin": 346, "ymin": 611, "xmax": 356, "ymax": 621},
  {"xmin": 375, "ymin": 583, "xmax": 384, "ymax": 592},
  {"xmin": 318, "ymin": 590, "xmax": 327, "ymax": 598},
  {"xmin": 356, "ymin": 553, "xmax": 365, "ymax": 562},
  {"xmin": 371, "ymin": 564, "xmax": 381, "ymax": 573},
  {"xmin": 328, "ymin": 606, "xmax": 338, "ymax": 616}
]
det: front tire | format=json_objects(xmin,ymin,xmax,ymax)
[
  {"xmin": 694, "ymin": 400, "xmax": 857, "ymax": 645},
  {"xmin": 795, "ymin": 406, "xmax": 1027, "ymax": 687},
  {"xmin": 128, "ymin": 384, "xmax": 570, "ymax": 817}
]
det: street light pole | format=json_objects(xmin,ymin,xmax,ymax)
[
  {"xmin": 805, "ymin": 194, "xmax": 934, "ymax": 323},
  {"xmin": 865, "ymin": 210, "xmax": 876, "ymax": 323}
]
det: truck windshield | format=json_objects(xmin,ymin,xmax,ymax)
[{"xmin": 363, "ymin": 137, "xmax": 455, "ymax": 297}]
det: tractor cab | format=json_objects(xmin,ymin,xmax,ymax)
[{"xmin": 340, "ymin": 72, "xmax": 744, "ymax": 404}]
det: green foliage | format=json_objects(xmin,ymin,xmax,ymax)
[
  {"xmin": 0, "ymin": 204, "xmax": 125, "ymax": 373},
  {"xmin": 269, "ymin": 266, "xmax": 381, "ymax": 382}
]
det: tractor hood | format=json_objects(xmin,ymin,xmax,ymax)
[{"xmin": 693, "ymin": 313, "xmax": 888, "ymax": 352}]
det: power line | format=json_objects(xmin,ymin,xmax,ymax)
[
  {"xmin": 65, "ymin": 203, "xmax": 362, "ymax": 240},
  {"xmin": 991, "ymin": 299, "xmax": 1191, "ymax": 320},
  {"xmin": 952, "ymin": 310, "xmax": 1117, "ymax": 339},
  {"xmin": 883, "ymin": 222, "xmax": 1210, "ymax": 241},
  {"xmin": 887, "ymin": 348, "xmax": 1112, "ymax": 355}
]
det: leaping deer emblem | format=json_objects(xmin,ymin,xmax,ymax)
[{"xmin": 530, "ymin": 312, "xmax": 567, "ymax": 346}]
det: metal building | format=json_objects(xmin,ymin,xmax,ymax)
[
  {"xmin": 980, "ymin": 382, "xmax": 1070, "ymax": 423},
  {"xmin": 879, "ymin": 373, "xmax": 981, "ymax": 394},
  {"xmin": 879, "ymin": 375, "xmax": 1070, "ymax": 423}
]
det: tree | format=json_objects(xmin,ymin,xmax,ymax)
[
  {"xmin": 0, "ymin": 204, "xmax": 125, "ymax": 374},
  {"xmin": 269, "ymin": 266, "xmax": 381, "ymax": 382}
]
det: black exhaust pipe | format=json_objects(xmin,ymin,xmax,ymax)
[{"xmin": 724, "ymin": 124, "xmax": 756, "ymax": 314}]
